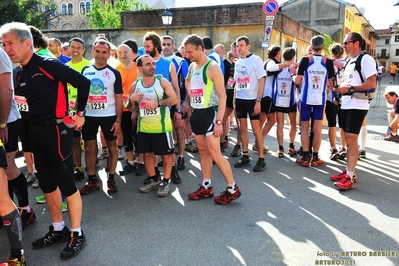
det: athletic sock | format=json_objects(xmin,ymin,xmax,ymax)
[
  {"xmin": 202, "ymin": 179, "xmax": 212, "ymax": 189},
  {"xmin": 88, "ymin": 175, "xmax": 97, "ymax": 182},
  {"xmin": 108, "ymin": 173, "xmax": 115, "ymax": 180},
  {"xmin": 71, "ymin": 227, "xmax": 82, "ymax": 236},
  {"xmin": 2, "ymin": 209, "xmax": 23, "ymax": 253},
  {"xmin": 52, "ymin": 221, "xmax": 65, "ymax": 231},
  {"xmin": 359, "ymin": 125, "xmax": 367, "ymax": 150},
  {"xmin": 227, "ymin": 183, "xmax": 236, "ymax": 194},
  {"xmin": 9, "ymin": 172, "xmax": 29, "ymax": 207}
]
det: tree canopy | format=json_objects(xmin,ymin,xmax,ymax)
[
  {"xmin": 87, "ymin": 0, "xmax": 152, "ymax": 29},
  {"xmin": 0, "ymin": 0, "xmax": 55, "ymax": 29}
]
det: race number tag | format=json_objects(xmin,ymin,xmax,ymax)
[
  {"xmin": 236, "ymin": 76, "xmax": 250, "ymax": 90},
  {"xmin": 190, "ymin": 88, "xmax": 204, "ymax": 105},
  {"xmin": 139, "ymin": 101, "xmax": 159, "ymax": 117},
  {"xmin": 227, "ymin": 78, "xmax": 235, "ymax": 89},
  {"xmin": 14, "ymin": 95, "xmax": 29, "ymax": 112},
  {"xmin": 88, "ymin": 95, "xmax": 108, "ymax": 110},
  {"xmin": 122, "ymin": 94, "xmax": 130, "ymax": 108}
]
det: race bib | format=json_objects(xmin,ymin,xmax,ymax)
[
  {"xmin": 227, "ymin": 78, "xmax": 235, "ymax": 89},
  {"xmin": 88, "ymin": 95, "xmax": 108, "ymax": 110},
  {"xmin": 236, "ymin": 76, "xmax": 250, "ymax": 90},
  {"xmin": 122, "ymin": 94, "xmax": 130, "ymax": 108},
  {"xmin": 190, "ymin": 88, "xmax": 204, "ymax": 105},
  {"xmin": 69, "ymin": 100, "xmax": 77, "ymax": 113},
  {"xmin": 139, "ymin": 101, "xmax": 160, "ymax": 117},
  {"xmin": 14, "ymin": 95, "xmax": 29, "ymax": 112}
]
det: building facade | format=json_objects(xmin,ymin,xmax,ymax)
[{"xmin": 376, "ymin": 25, "xmax": 399, "ymax": 70}]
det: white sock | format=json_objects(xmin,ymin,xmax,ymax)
[
  {"xmin": 227, "ymin": 183, "xmax": 236, "ymax": 194},
  {"xmin": 359, "ymin": 126, "xmax": 367, "ymax": 150},
  {"xmin": 128, "ymin": 161, "xmax": 134, "ymax": 165},
  {"xmin": 71, "ymin": 227, "xmax": 82, "ymax": 236},
  {"xmin": 52, "ymin": 221, "xmax": 65, "ymax": 231},
  {"xmin": 19, "ymin": 206, "xmax": 31, "ymax": 212},
  {"xmin": 202, "ymin": 179, "xmax": 211, "ymax": 189},
  {"xmin": 185, "ymin": 139, "xmax": 190, "ymax": 144},
  {"xmin": 347, "ymin": 170, "xmax": 354, "ymax": 179}
]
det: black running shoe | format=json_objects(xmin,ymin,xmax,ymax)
[
  {"xmin": 19, "ymin": 208, "xmax": 36, "ymax": 230},
  {"xmin": 176, "ymin": 157, "xmax": 185, "ymax": 171},
  {"xmin": 74, "ymin": 168, "xmax": 85, "ymax": 181},
  {"xmin": 135, "ymin": 164, "xmax": 146, "ymax": 176},
  {"xmin": 60, "ymin": 231, "xmax": 87, "ymax": 259},
  {"xmin": 171, "ymin": 168, "xmax": 182, "ymax": 184},
  {"xmin": 32, "ymin": 225, "xmax": 70, "ymax": 248}
]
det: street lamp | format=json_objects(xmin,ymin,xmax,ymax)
[{"xmin": 161, "ymin": 10, "xmax": 173, "ymax": 35}]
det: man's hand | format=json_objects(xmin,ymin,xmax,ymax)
[{"xmin": 74, "ymin": 115, "xmax": 85, "ymax": 131}]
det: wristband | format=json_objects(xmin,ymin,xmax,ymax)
[
  {"xmin": 116, "ymin": 121, "xmax": 122, "ymax": 124},
  {"xmin": 388, "ymin": 126, "xmax": 392, "ymax": 131}
]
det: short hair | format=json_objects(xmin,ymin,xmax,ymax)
[
  {"xmin": 161, "ymin": 35, "xmax": 175, "ymax": 46},
  {"xmin": 236, "ymin": 36, "xmax": 250, "ymax": 46},
  {"xmin": 268, "ymin": 45, "xmax": 281, "ymax": 59},
  {"xmin": 347, "ymin": 32, "xmax": 364, "ymax": 48},
  {"xmin": 329, "ymin": 43, "xmax": 344, "ymax": 57},
  {"xmin": 282, "ymin": 47, "xmax": 296, "ymax": 61},
  {"xmin": 136, "ymin": 54, "xmax": 152, "ymax": 67},
  {"xmin": 122, "ymin": 39, "xmax": 138, "ymax": 54},
  {"xmin": 202, "ymin": 36, "xmax": 213, "ymax": 50},
  {"xmin": 143, "ymin": 31, "xmax": 162, "ymax": 54},
  {"xmin": 49, "ymin": 37, "xmax": 62, "ymax": 47},
  {"xmin": 29, "ymin": 25, "xmax": 48, "ymax": 49},
  {"xmin": 310, "ymin": 35, "xmax": 324, "ymax": 51},
  {"xmin": 227, "ymin": 51, "xmax": 234, "ymax": 58},
  {"xmin": 69, "ymin": 37, "xmax": 84, "ymax": 47},
  {"xmin": 0, "ymin": 22, "xmax": 33, "ymax": 49},
  {"xmin": 214, "ymin": 44, "xmax": 225, "ymax": 52},
  {"xmin": 92, "ymin": 40, "xmax": 111, "ymax": 50},
  {"xmin": 231, "ymin": 41, "xmax": 237, "ymax": 48},
  {"xmin": 62, "ymin": 42, "xmax": 69, "ymax": 50},
  {"xmin": 183, "ymin": 34, "xmax": 204, "ymax": 50},
  {"xmin": 385, "ymin": 91, "xmax": 398, "ymax": 97}
]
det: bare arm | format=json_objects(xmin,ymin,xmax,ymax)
[{"xmin": 0, "ymin": 71, "xmax": 12, "ymax": 143}]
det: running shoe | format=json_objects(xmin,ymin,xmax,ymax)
[
  {"xmin": 107, "ymin": 179, "xmax": 118, "ymax": 194},
  {"xmin": 296, "ymin": 156, "xmax": 311, "ymax": 167},
  {"xmin": 157, "ymin": 180, "xmax": 170, "ymax": 197},
  {"xmin": 330, "ymin": 169, "xmax": 357, "ymax": 182},
  {"xmin": 1, "ymin": 255, "xmax": 26, "ymax": 266},
  {"xmin": 338, "ymin": 147, "xmax": 347, "ymax": 160},
  {"xmin": 135, "ymin": 164, "xmax": 146, "ymax": 176},
  {"xmin": 334, "ymin": 174, "xmax": 355, "ymax": 190},
  {"xmin": 26, "ymin": 173, "xmax": 36, "ymax": 184},
  {"xmin": 19, "ymin": 208, "xmax": 36, "ymax": 230},
  {"xmin": 74, "ymin": 168, "xmax": 84, "ymax": 181},
  {"xmin": 214, "ymin": 186, "xmax": 241, "ymax": 205},
  {"xmin": 139, "ymin": 179, "xmax": 160, "ymax": 193},
  {"xmin": 234, "ymin": 156, "xmax": 251, "ymax": 168},
  {"xmin": 79, "ymin": 180, "xmax": 99, "ymax": 195},
  {"xmin": 288, "ymin": 147, "xmax": 297, "ymax": 157},
  {"xmin": 185, "ymin": 142, "xmax": 198, "ymax": 153},
  {"xmin": 97, "ymin": 149, "xmax": 109, "ymax": 159},
  {"xmin": 62, "ymin": 200, "xmax": 68, "ymax": 213},
  {"xmin": 60, "ymin": 231, "xmax": 87, "ymax": 260},
  {"xmin": 310, "ymin": 157, "xmax": 325, "ymax": 167},
  {"xmin": 253, "ymin": 158, "xmax": 266, "ymax": 172},
  {"xmin": 231, "ymin": 145, "xmax": 241, "ymax": 157},
  {"xmin": 32, "ymin": 225, "xmax": 70, "ymax": 248},
  {"xmin": 171, "ymin": 168, "xmax": 181, "ymax": 184},
  {"xmin": 358, "ymin": 150, "xmax": 366, "ymax": 159},
  {"xmin": 32, "ymin": 179, "xmax": 39, "ymax": 188},
  {"xmin": 35, "ymin": 195, "xmax": 46, "ymax": 204},
  {"xmin": 176, "ymin": 157, "xmax": 185, "ymax": 171},
  {"xmin": 119, "ymin": 163, "xmax": 137, "ymax": 175},
  {"xmin": 276, "ymin": 149, "xmax": 284, "ymax": 158},
  {"xmin": 252, "ymin": 143, "xmax": 269, "ymax": 153},
  {"xmin": 384, "ymin": 134, "xmax": 399, "ymax": 142},
  {"xmin": 188, "ymin": 185, "xmax": 214, "ymax": 200},
  {"xmin": 329, "ymin": 148, "xmax": 339, "ymax": 161}
]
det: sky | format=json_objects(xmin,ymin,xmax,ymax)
[{"xmin": 175, "ymin": 0, "xmax": 399, "ymax": 30}]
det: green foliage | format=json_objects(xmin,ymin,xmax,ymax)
[
  {"xmin": 87, "ymin": 0, "xmax": 152, "ymax": 29},
  {"xmin": 0, "ymin": 0, "xmax": 54, "ymax": 29},
  {"xmin": 323, "ymin": 34, "xmax": 333, "ymax": 57}
]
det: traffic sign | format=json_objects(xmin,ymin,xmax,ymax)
[
  {"xmin": 266, "ymin": 21, "xmax": 274, "ymax": 26},
  {"xmin": 264, "ymin": 25, "xmax": 272, "ymax": 42},
  {"xmin": 263, "ymin": 0, "xmax": 279, "ymax": 16},
  {"xmin": 266, "ymin": 16, "xmax": 275, "ymax": 21}
]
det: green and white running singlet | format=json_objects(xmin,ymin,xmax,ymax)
[
  {"xmin": 135, "ymin": 75, "xmax": 173, "ymax": 133},
  {"xmin": 189, "ymin": 60, "xmax": 219, "ymax": 109}
]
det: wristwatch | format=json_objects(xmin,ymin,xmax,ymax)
[
  {"xmin": 158, "ymin": 100, "xmax": 163, "ymax": 107},
  {"xmin": 0, "ymin": 123, "xmax": 6, "ymax": 129},
  {"xmin": 349, "ymin": 86, "xmax": 355, "ymax": 94},
  {"xmin": 256, "ymin": 97, "xmax": 262, "ymax": 102},
  {"xmin": 77, "ymin": 110, "xmax": 86, "ymax": 117},
  {"xmin": 215, "ymin": 120, "xmax": 222, "ymax": 125}
]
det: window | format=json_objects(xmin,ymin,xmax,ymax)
[
  {"xmin": 68, "ymin": 3, "xmax": 73, "ymax": 15},
  {"xmin": 61, "ymin": 3, "xmax": 67, "ymax": 15},
  {"xmin": 80, "ymin": 2, "xmax": 85, "ymax": 14},
  {"xmin": 385, "ymin": 39, "xmax": 390, "ymax": 45},
  {"xmin": 381, "ymin": 49, "xmax": 387, "ymax": 57},
  {"xmin": 395, "ymin": 35, "xmax": 399, "ymax": 42},
  {"xmin": 396, "ymin": 49, "xmax": 399, "ymax": 56},
  {"xmin": 86, "ymin": 1, "xmax": 91, "ymax": 13}
]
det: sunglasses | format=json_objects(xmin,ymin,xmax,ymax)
[{"xmin": 342, "ymin": 40, "xmax": 355, "ymax": 45}]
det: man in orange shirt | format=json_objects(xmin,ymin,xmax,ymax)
[
  {"xmin": 117, "ymin": 44, "xmax": 139, "ymax": 175},
  {"xmin": 389, "ymin": 63, "xmax": 397, "ymax": 83}
]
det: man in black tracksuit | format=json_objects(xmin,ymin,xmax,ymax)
[{"xmin": 0, "ymin": 22, "xmax": 90, "ymax": 260}]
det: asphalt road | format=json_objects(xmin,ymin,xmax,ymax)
[{"xmin": 1, "ymin": 77, "xmax": 399, "ymax": 266}]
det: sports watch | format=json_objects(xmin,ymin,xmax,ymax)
[
  {"xmin": 215, "ymin": 120, "xmax": 222, "ymax": 125},
  {"xmin": 77, "ymin": 110, "xmax": 86, "ymax": 117},
  {"xmin": 349, "ymin": 86, "xmax": 355, "ymax": 94},
  {"xmin": 158, "ymin": 100, "xmax": 163, "ymax": 107},
  {"xmin": 0, "ymin": 123, "xmax": 6, "ymax": 129}
]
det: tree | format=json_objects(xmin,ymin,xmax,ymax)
[
  {"xmin": 0, "ymin": 0, "xmax": 55, "ymax": 29},
  {"xmin": 323, "ymin": 34, "xmax": 333, "ymax": 57},
  {"xmin": 87, "ymin": 0, "xmax": 152, "ymax": 29}
]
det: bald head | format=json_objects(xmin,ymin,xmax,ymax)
[{"xmin": 214, "ymin": 44, "xmax": 225, "ymax": 59}]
